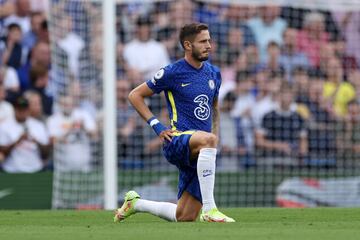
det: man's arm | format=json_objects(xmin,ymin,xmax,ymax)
[
  {"xmin": 128, "ymin": 82, "xmax": 174, "ymax": 142},
  {"xmin": 0, "ymin": 133, "xmax": 27, "ymax": 157},
  {"xmin": 212, "ymin": 96, "xmax": 220, "ymax": 137},
  {"xmin": 128, "ymin": 82, "xmax": 156, "ymax": 122},
  {"xmin": 255, "ymin": 130, "xmax": 291, "ymax": 155}
]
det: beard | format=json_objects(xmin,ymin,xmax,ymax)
[{"xmin": 191, "ymin": 46, "xmax": 209, "ymax": 62}]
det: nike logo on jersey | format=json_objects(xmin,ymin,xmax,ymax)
[
  {"xmin": 181, "ymin": 83, "xmax": 191, "ymax": 87},
  {"xmin": 203, "ymin": 173, "xmax": 212, "ymax": 177}
]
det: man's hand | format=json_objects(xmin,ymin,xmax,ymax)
[{"xmin": 159, "ymin": 129, "xmax": 179, "ymax": 142}]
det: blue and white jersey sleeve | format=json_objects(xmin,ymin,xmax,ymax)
[
  {"xmin": 146, "ymin": 67, "xmax": 172, "ymax": 94},
  {"xmin": 214, "ymin": 67, "xmax": 222, "ymax": 98}
]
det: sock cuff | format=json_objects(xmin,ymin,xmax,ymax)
[{"xmin": 199, "ymin": 148, "xmax": 217, "ymax": 155}]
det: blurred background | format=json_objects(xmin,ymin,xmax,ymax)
[{"xmin": 1, "ymin": 0, "xmax": 360, "ymax": 209}]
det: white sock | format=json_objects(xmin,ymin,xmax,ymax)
[
  {"xmin": 197, "ymin": 148, "xmax": 217, "ymax": 212},
  {"xmin": 134, "ymin": 199, "xmax": 177, "ymax": 222}
]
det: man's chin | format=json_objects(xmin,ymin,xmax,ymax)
[{"xmin": 197, "ymin": 56, "xmax": 209, "ymax": 62}]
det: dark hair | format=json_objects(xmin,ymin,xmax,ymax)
[
  {"xmin": 7, "ymin": 23, "xmax": 21, "ymax": 32},
  {"xmin": 29, "ymin": 64, "xmax": 48, "ymax": 84},
  {"xmin": 179, "ymin": 23, "xmax": 209, "ymax": 49},
  {"xmin": 12, "ymin": 95, "xmax": 29, "ymax": 109},
  {"xmin": 136, "ymin": 15, "xmax": 152, "ymax": 26},
  {"xmin": 223, "ymin": 91, "xmax": 237, "ymax": 104}
]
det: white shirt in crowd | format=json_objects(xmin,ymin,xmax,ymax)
[
  {"xmin": 0, "ymin": 101, "xmax": 14, "ymax": 123},
  {"xmin": 2, "ymin": 66, "xmax": 20, "ymax": 91},
  {"xmin": 47, "ymin": 108, "xmax": 96, "ymax": 172},
  {"xmin": 57, "ymin": 32, "xmax": 85, "ymax": 79},
  {"xmin": 4, "ymin": 14, "xmax": 31, "ymax": 35},
  {"xmin": 123, "ymin": 39, "xmax": 170, "ymax": 80},
  {"xmin": 0, "ymin": 117, "xmax": 49, "ymax": 173}
]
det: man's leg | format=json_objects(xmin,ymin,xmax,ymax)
[
  {"xmin": 176, "ymin": 191, "xmax": 202, "ymax": 221},
  {"xmin": 189, "ymin": 131, "xmax": 218, "ymax": 212},
  {"xmin": 114, "ymin": 191, "xmax": 177, "ymax": 222},
  {"xmin": 189, "ymin": 131, "xmax": 235, "ymax": 222}
]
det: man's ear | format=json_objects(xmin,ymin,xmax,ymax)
[{"xmin": 183, "ymin": 40, "xmax": 192, "ymax": 51}]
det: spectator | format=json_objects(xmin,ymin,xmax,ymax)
[
  {"xmin": 1, "ymin": 23, "xmax": 26, "ymax": 69},
  {"xmin": 17, "ymin": 41, "xmax": 50, "ymax": 90},
  {"xmin": 297, "ymin": 12, "xmax": 330, "ymax": 67},
  {"xmin": 348, "ymin": 70, "xmax": 360, "ymax": 104},
  {"xmin": 255, "ymin": 82, "xmax": 308, "ymax": 166},
  {"xmin": 24, "ymin": 90, "xmax": 44, "ymax": 121},
  {"xmin": 123, "ymin": 15, "xmax": 170, "ymax": 83},
  {"xmin": 0, "ymin": 83, "xmax": 14, "ymax": 123},
  {"xmin": 247, "ymin": 5, "xmax": 287, "ymax": 62},
  {"xmin": 342, "ymin": 100, "xmax": 360, "ymax": 168},
  {"xmin": 55, "ymin": 15, "xmax": 85, "ymax": 79},
  {"xmin": 220, "ymin": 91, "xmax": 254, "ymax": 169},
  {"xmin": 250, "ymin": 68, "xmax": 279, "ymax": 129},
  {"xmin": 279, "ymin": 28, "xmax": 309, "ymax": 83},
  {"xmin": 323, "ymin": 57, "xmax": 355, "ymax": 117},
  {"xmin": 29, "ymin": 64, "xmax": 53, "ymax": 116},
  {"xmin": 293, "ymin": 67, "xmax": 312, "ymax": 103},
  {"xmin": 22, "ymin": 11, "xmax": 45, "ymax": 50},
  {"xmin": 265, "ymin": 41, "xmax": 285, "ymax": 77},
  {"xmin": 333, "ymin": 11, "xmax": 360, "ymax": 65},
  {"xmin": 47, "ymin": 95, "xmax": 97, "ymax": 172},
  {"xmin": 169, "ymin": 0, "xmax": 194, "ymax": 30},
  {"xmin": 3, "ymin": 0, "xmax": 31, "ymax": 35},
  {"xmin": 117, "ymin": 79, "xmax": 139, "ymax": 161},
  {"xmin": 211, "ymin": 3, "xmax": 255, "ymax": 49},
  {"xmin": 0, "ymin": 95, "xmax": 50, "ymax": 173},
  {"xmin": 318, "ymin": 43, "xmax": 336, "ymax": 75},
  {"xmin": 231, "ymin": 70, "xmax": 256, "ymax": 153},
  {"xmin": 0, "ymin": 1, "xmax": 15, "ymax": 20},
  {"xmin": 297, "ymin": 80, "xmax": 337, "ymax": 167},
  {"xmin": 333, "ymin": 38, "xmax": 358, "ymax": 78}
]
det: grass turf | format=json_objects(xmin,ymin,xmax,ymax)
[{"xmin": 0, "ymin": 208, "xmax": 359, "ymax": 240}]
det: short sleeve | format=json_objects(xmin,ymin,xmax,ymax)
[
  {"xmin": 146, "ymin": 67, "xmax": 171, "ymax": 94},
  {"xmin": 214, "ymin": 68, "xmax": 222, "ymax": 98}
]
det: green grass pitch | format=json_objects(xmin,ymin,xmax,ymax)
[{"xmin": 1, "ymin": 208, "xmax": 360, "ymax": 240}]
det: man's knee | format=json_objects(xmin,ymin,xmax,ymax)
[
  {"xmin": 197, "ymin": 132, "xmax": 218, "ymax": 148},
  {"xmin": 176, "ymin": 211, "xmax": 198, "ymax": 222}
]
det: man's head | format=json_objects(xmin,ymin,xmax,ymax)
[
  {"xmin": 7, "ymin": 23, "xmax": 22, "ymax": 43},
  {"xmin": 31, "ymin": 41, "xmax": 51, "ymax": 66},
  {"xmin": 30, "ymin": 12, "xmax": 45, "ymax": 34},
  {"xmin": 348, "ymin": 100, "xmax": 360, "ymax": 121},
  {"xmin": 179, "ymin": 23, "xmax": 211, "ymax": 62},
  {"xmin": 267, "ymin": 41, "xmax": 280, "ymax": 59},
  {"xmin": 136, "ymin": 16, "xmax": 152, "ymax": 42},
  {"xmin": 58, "ymin": 95, "xmax": 74, "ymax": 116},
  {"xmin": 29, "ymin": 64, "xmax": 49, "ymax": 89},
  {"xmin": 259, "ymin": 5, "xmax": 281, "ymax": 24},
  {"xmin": 12, "ymin": 95, "xmax": 30, "ymax": 123},
  {"xmin": 24, "ymin": 90, "xmax": 43, "ymax": 119},
  {"xmin": 16, "ymin": 0, "xmax": 31, "ymax": 17},
  {"xmin": 283, "ymin": 28, "xmax": 297, "ymax": 50},
  {"xmin": 279, "ymin": 82, "xmax": 295, "ymax": 110},
  {"xmin": 117, "ymin": 79, "xmax": 130, "ymax": 104}
]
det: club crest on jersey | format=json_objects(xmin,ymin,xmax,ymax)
[
  {"xmin": 208, "ymin": 79, "xmax": 215, "ymax": 90},
  {"xmin": 154, "ymin": 69, "xmax": 165, "ymax": 80}
]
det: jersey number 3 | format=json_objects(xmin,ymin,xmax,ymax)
[{"xmin": 194, "ymin": 94, "xmax": 210, "ymax": 120}]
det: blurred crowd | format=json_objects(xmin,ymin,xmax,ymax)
[{"xmin": 1, "ymin": 0, "xmax": 360, "ymax": 173}]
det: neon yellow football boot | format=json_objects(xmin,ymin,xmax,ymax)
[
  {"xmin": 200, "ymin": 208, "xmax": 235, "ymax": 223},
  {"xmin": 113, "ymin": 190, "xmax": 140, "ymax": 222}
]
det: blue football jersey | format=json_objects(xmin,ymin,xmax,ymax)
[{"xmin": 146, "ymin": 59, "xmax": 221, "ymax": 132}]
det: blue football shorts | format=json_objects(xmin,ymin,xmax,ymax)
[{"xmin": 162, "ymin": 130, "xmax": 202, "ymax": 203}]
